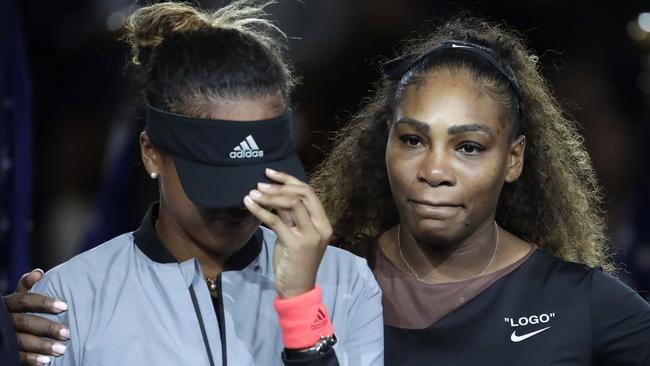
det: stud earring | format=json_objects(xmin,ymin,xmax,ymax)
[{"xmin": 150, "ymin": 172, "xmax": 158, "ymax": 179}]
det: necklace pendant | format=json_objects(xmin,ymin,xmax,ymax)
[{"xmin": 206, "ymin": 278, "xmax": 218, "ymax": 291}]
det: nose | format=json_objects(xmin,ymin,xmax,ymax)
[{"xmin": 417, "ymin": 149, "xmax": 456, "ymax": 187}]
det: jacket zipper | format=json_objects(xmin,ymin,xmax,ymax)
[
  {"xmin": 214, "ymin": 273, "xmax": 227, "ymax": 366},
  {"xmin": 189, "ymin": 272, "xmax": 227, "ymax": 366}
]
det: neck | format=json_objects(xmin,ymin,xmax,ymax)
[
  {"xmin": 155, "ymin": 207, "xmax": 232, "ymax": 278},
  {"xmin": 392, "ymin": 219, "xmax": 499, "ymax": 283}
]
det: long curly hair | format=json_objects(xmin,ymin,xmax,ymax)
[{"xmin": 311, "ymin": 17, "xmax": 611, "ymax": 271}]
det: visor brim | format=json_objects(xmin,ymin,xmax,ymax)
[{"xmin": 173, "ymin": 154, "xmax": 308, "ymax": 209}]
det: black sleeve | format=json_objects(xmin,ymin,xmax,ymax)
[
  {"xmin": 0, "ymin": 299, "xmax": 20, "ymax": 366},
  {"xmin": 282, "ymin": 348, "xmax": 339, "ymax": 366},
  {"xmin": 591, "ymin": 270, "xmax": 650, "ymax": 365}
]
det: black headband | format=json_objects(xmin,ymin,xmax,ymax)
[{"xmin": 383, "ymin": 40, "xmax": 523, "ymax": 118}]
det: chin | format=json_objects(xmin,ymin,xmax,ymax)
[
  {"xmin": 412, "ymin": 230, "xmax": 453, "ymax": 248},
  {"xmin": 200, "ymin": 223, "xmax": 259, "ymax": 252},
  {"xmin": 410, "ymin": 217, "xmax": 467, "ymax": 246},
  {"xmin": 211, "ymin": 220, "xmax": 260, "ymax": 238}
]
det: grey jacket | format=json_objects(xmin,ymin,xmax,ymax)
[{"xmin": 32, "ymin": 204, "xmax": 384, "ymax": 365}]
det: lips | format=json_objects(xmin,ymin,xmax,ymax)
[{"xmin": 408, "ymin": 199, "xmax": 463, "ymax": 218}]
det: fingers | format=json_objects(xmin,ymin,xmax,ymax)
[
  {"xmin": 276, "ymin": 209, "xmax": 294, "ymax": 227},
  {"xmin": 17, "ymin": 269, "xmax": 44, "ymax": 293},
  {"xmin": 257, "ymin": 181, "xmax": 327, "ymax": 219},
  {"xmin": 243, "ymin": 196, "xmax": 293, "ymax": 240},
  {"xmin": 263, "ymin": 169, "xmax": 326, "ymax": 217},
  {"xmin": 16, "ymin": 332, "xmax": 67, "ymax": 358},
  {"xmin": 20, "ymin": 352, "xmax": 53, "ymax": 366},
  {"xmin": 4, "ymin": 276, "xmax": 70, "ymax": 365},
  {"xmin": 257, "ymin": 172, "xmax": 333, "ymax": 241},
  {"xmin": 11, "ymin": 313, "xmax": 70, "ymax": 340},
  {"xmin": 264, "ymin": 168, "xmax": 304, "ymax": 186},
  {"xmin": 251, "ymin": 169, "xmax": 332, "ymax": 243},
  {"xmin": 4, "ymin": 292, "xmax": 67, "ymax": 314},
  {"xmin": 9, "ymin": 313, "xmax": 69, "ymax": 363},
  {"xmin": 247, "ymin": 189, "xmax": 315, "ymax": 233}
]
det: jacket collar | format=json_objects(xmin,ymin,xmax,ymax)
[{"xmin": 133, "ymin": 202, "xmax": 263, "ymax": 271}]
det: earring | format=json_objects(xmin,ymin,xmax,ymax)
[{"xmin": 150, "ymin": 172, "xmax": 158, "ymax": 179}]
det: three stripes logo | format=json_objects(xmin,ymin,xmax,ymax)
[
  {"xmin": 229, "ymin": 135, "xmax": 264, "ymax": 159},
  {"xmin": 311, "ymin": 309, "xmax": 328, "ymax": 330}
]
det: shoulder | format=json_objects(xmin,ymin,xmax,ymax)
[
  {"xmin": 322, "ymin": 245, "xmax": 372, "ymax": 273},
  {"xmin": 46, "ymin": 232, "xmax": 134, "ymax": 277},
  {"xmin": 28, "ymin": 232, "xmax": 138, "ymax": 344},
  {"xmin": 319, "ymin": 244, "xmax": 380, "ymax": 300},
  {"xmin": 525, "ymin": 250, "xmax": 646, "ymax": 299},
  {"xmin": 317, "ymin": 239, "xmax": 375, "ymax": 281},
  {"xmin": 587, "ymin": 264, "xmax": 650, "ymax": 361},
  {"xmin": 516, "ymin": 249, "xmax": 595, "ymax": 285},
  {"xmin": 589, "ymin": 268, "xmax": 650, "ymax": 313},
  {"xmin": 499, "ymin": 249, "xmax": 605, "ymax": 305},
  {"xmin": 31, "ymin": 232, "xmax": 136, "ymax": 297},
  {"xmin": 522, "ymin": 249, "xmax": 649, "ymax": 314}
]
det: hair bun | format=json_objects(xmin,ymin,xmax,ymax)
[
  {"xmin": 123, "ymin": 1, "xmax": 285, "ymax": 70},
  {"xmin": 123, "ymin": 2, "xmax": 207, "ymax": 67}
]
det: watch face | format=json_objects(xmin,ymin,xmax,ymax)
[{"xmin": 315, "ymin": 335, "xmax": 338, "ymax": 353}]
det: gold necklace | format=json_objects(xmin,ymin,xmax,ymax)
[{"xmin": 397, "ymin": 221, "xmax": 499, "ymax": 283}]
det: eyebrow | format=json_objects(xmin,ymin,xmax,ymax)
[
  {"xmin": 394, "ymin": 117, "xmax": 430, "ymax": 134},
  {"xmin": 395, "ymin": 117, "xmax": 496, "ymax": 139},
  {"xmin": 448, "ymin": 123, "xmax": 495, "ymax": 139}
]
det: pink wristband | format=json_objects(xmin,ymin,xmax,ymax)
[{"xmin": 274, "ymin": 285, "xmax": 334, "ymax": 349}]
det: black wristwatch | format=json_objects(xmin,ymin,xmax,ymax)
[{"xmin": 283, "ymin": 335, "xmax": 338, "ymax": 360}]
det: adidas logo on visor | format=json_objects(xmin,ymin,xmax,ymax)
[{"xmin": 229, "ymin": 135, "xmax": 264, "ymax": 159}]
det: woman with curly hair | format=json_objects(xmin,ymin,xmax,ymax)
[{"xmin": 312, "ymin": 17, "xmax": 650, "ymax": 365}]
